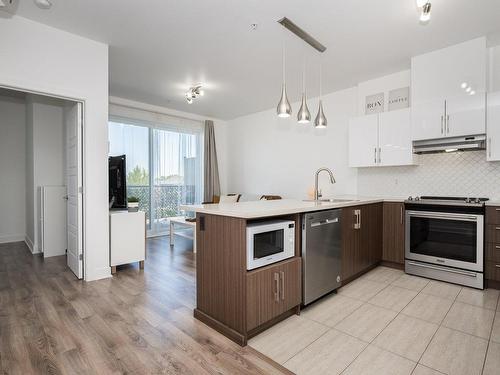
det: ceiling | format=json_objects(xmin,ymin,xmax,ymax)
[{"xmin": 6, "ymin": 0, "xmax": 500, "ymax": 120}]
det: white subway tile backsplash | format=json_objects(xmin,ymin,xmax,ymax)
[{"xmin": 357, "ymin": 151, "xmax": 500, "ymax": 199}]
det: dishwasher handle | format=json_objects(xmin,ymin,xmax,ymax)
[{"xmin": 310, "ymin": 217, "xmax": 339, "ymax": 228}]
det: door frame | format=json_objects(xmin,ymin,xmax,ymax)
[{"xmin": 0, "ymin": 83, "xmax": 86, "ymax": 279}]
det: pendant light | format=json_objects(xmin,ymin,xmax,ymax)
[
  {"xmin": 277, "ymin": 45, "xmax": 292, "ymax": 118},
  {"xmin": 314, "ymin": 63, "xmax": 327, "ymax": 128},
  {"xmin": 297, "ymin": 59, "xmax": 311, "ymax": 124}
]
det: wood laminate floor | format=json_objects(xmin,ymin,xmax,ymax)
[{"xmin": 0, "ymin": 237, "xmax": 290, "ymax": 375}]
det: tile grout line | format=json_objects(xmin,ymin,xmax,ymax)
[
  {"xmin": 339, "ymin": 273, "xmax": 425, "ymax": 375},
  {"xmin": 480, "ymin": 293, "xmax": 499, "ymax": 375},
  {"xmin": 414, "ymin": 284, "xmax": 462, "ymax": 372}
]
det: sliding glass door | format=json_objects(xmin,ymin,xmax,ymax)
[{"xmin": 109, "ymin": 119, "xmax": 203, "ymax": 235}]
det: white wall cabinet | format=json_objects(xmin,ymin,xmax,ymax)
[
  {"xmin": 349, "ymin": 108, "xmax": 414, "ymax": 168},
  {"xmin": 349, "ymin": 114, "xmax": 378, "ymax": 167},
  {"xmin": 487, "ymin": 91, "xmax": 500, "ymax": 161},
  {"xmin": 411, "ymin": 37, "xmax": 487, "ymax": 141}
]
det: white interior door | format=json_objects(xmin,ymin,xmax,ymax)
[
  {"xmin": 42, "ymin": 186, "xmax": 67, "ymax": 258},
  {"xmin": 348, "ymin": 114, "xmax": 379, "ymax": 167},
  {"xmin": 66, "ymin": 102, "xmax": 83, "ymax": 279}
]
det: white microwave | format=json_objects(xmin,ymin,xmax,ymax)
[{"xmin": 246, "ymin": 220, "xmax": 295, "ymax": 270}]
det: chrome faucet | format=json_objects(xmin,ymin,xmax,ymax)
[{"xmin": 314, "ymin": 168, "xmax": 336, "ymax": 200}]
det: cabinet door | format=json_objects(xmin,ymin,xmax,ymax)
[
  {"xmin": 487, "ymin": 92, "xmax": 500, "ymax": 161},
  {"xmin": 349, "ymin": 114, "xmax": 378, "ymax": 167},
  {"xmin": 446, "ymin": 93, "xmax": 486, "ymax": 138},
  {"xmin": 341, "ymin": 207, "xmax": 360, "ymax": 281},
  {"xmin": 379, "ymin": 108, "xmax": 414, "ymax": 166},
  {"xmin": 246, "ymin": 265, "xmax": 282, "ymax": 331},
  {"xmin": 277, "ymin": 258, "xmax": 301, "ymax": 314},
  {"xmin": 411, "ymin": 37, "xmax": 487, "ymax": 103},
  {"xmin": 358, "ymin": 204, "xmax": 383, "ymax": 269},
  {"xmin": 411, "ymin": 99, "xmax": 446, "ymax": 141},
  {"xmin": 382, "ymin": 203, "xmax": 405, "ymax": 264}
]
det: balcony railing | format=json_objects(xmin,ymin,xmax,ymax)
[{"xmin": 127, "ymin": 184, "xmax": 196, "ymax": 225}]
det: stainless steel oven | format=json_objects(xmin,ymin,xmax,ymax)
[{"xmin": 405, "ymin": 196, "xmax": 486, "ymax": 289}]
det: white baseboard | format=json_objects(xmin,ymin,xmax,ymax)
[
  {"xmin": 0, "ymin": 234, "xmax": 25, "ymax": 244},
  {"xmin": 24, "ymin": 236, "xmax": 40, "ymax": 254}
]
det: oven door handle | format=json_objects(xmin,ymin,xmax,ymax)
[
  {"xmin": 406, "ymin": 211, "xmax": 479, "ymax": 222},
  {"xmin": 407, "ymin": 261, "xmax": 478, "ymax": 278}
]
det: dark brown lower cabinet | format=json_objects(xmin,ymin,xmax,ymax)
[
  {"xmin": 246, "ymin": 258, "xmax": 301, "ymax": 331},
  {"xmin": 486, "ymin": 209, "xmax": 500, "ymax": 286},
  {"xmin": 342, "ymin": 203, "xmax": 383, "ymax": 282},
  {"xmin": 382, "ymin": 202, "xmax": 405, "ymax": 265}
]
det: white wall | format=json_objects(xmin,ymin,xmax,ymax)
[
  {"xmin": 0, "ymin": 96, "xmax": 26, "ymax": 244},
  {"xmin": 24, "ymin": 94, "xmax": 66, "ymax": 253},
  {"xmin": 0, "ymin": 16, "xmax": 109, "ymax": 281},
  {"xmin": 225, "ymin": 88, "xmax": 358, "ymax": 199}
]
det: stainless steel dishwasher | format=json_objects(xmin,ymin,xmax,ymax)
[{"xmin": 302, "ymin": 209, "xmax": 342, "ymax": 305}]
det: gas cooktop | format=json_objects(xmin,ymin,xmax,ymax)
[{"xmin": 405, "ymin": 196, "xmax": 489, "ymax": 207}]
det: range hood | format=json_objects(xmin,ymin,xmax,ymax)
[{"xmin": 413, "ymin": 135, "xmax": 486, "ymax": 154}]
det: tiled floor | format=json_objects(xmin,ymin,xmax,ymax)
[{"xmin": 249, "ymin": 266, "xmax": 500, "ymax": 375}]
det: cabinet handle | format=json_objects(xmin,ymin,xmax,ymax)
[
  {"xmin": 374, "ymin": 147, "xmax": 377, "ymax": 164},
  {"xmin": 378, "ymin": 147, "xmax": 381, "ymax": 163},
  {"xmin": 488, "ymin": 138, "xmax": 492, "ymax": 158},
  {"xmin": 496, "ymin": 264, "xmax": 500, "ymax": 268},
  {"xmin": 274, "ymin": 273, "xmax": 280, "ymax": 302},
  {"xmin": 280, "ymin": 271, "xmax": 285, "ymax": 300},
  {"xmin": 440, "ymin": 115, "xmax": 444, "ymax": 134},
  {"xmin": 496, "ymin": 209, "xmax": 500, "ymax": 211},
  {"xmin": 496, "ymin": 227, "xmax": 500, "ymax": 231},
  {"xmin": 446, "ymin": 114, "xmax": 450, "ymax": 134},
  {"xmin": 354, "ymin": 209, "xmax": 361, "ymax": 230},
  {"xmin": 496, "ymin": 245, "xmax": 500, "ymax": 249},
  {"xmin": 400, "ymin": 206, "xmax": 403, "ymax": 225}
]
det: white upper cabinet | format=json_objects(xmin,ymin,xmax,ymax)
[
  {"xmin": 349, "ymin": 108, "xmax": 414, "ymax": 168},
  {"xmin": 411, "ymin": 37, "xmax": 487, "ymax": 141},
  {"xmin": 487, "ymin": 91, "xmax": 500, "ymax": 161},
  {"xmin": 378, "ymin": 108, "xmax": 414, "ymax": 167},
  {"xmin": 349, "ymin": 114, "xmax": 378, "ymax": 168}
]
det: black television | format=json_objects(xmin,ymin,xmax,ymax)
[{"xmin": 109, "ymin": 155, "xmax": 127, "ymax": 209}]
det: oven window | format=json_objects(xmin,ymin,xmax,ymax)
[
  {"xmin": 409, "ymin": 216, "xmax": 477, "ymax": 263},
  {"xmin": 254, "ymin": 229, "xmax": 284, "ymax": 259}
]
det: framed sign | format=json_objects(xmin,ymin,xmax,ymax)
[
  {"xmin": 365, "ymin": 93, "xmax": 384, "ymax": 115},
  {"xmin": 388, "ymin": 87, "xmax": 410, "ymax": 111}
]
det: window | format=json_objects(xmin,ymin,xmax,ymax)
[{"xmin": 109, "ymin": 118, "xmax": 203, "ymax": 235}]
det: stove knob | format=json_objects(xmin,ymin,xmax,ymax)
[
  {"xmin": 415, "ymin": 196, "xmax": 420, "ymax": 201},
  {"xmin": 408, "ymin": 196, "xmax": 413, "ymax": 201},
  {"xmin": 465, "ymin": 197, "xmax": 471, "ymax": 203},
  {"xmin": 475, "ymin": 198, "xmax": 481, "ymax": 204}
]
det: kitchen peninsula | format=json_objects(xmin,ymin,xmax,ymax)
[{"xmin": 182, "ymin": 197, "xmax": 397, "ymax": 345}]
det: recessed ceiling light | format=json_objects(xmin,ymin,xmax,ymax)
[{"xmin": 34, "ymin": 0, "xmax": 52, "ymax": 9}]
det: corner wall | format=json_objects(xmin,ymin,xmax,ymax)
[
  {"xmin": 0, "ymin": 96, "xmax": 26, "ymax": 244},
  {"xmin": 0, "ymin": 16, "xmax": 109, "ymax": 280}
]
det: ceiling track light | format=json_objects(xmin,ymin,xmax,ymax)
[
  {"xmin": 0, "ymin": 0, "xmax": 13, "ymax": 7},
  {"xmin": 185, "ymin": 84, "xmax": 204, "ymax": 104},
  {"xmin": 419, "ymin": 2, "xmax": 431, "ymax": 23},
  {"xmin": 34, "ymin": 0, "xmax": 52, "ymax": 9}
]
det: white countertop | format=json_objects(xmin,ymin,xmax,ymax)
[
  {"xmin": 486, "ymin": 201, "xmax": 500, "ymax": 207},
  {"xmin": 180, "ymin": 195, "xmax": 405, "ymax": 219}
]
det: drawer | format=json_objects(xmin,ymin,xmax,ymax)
[
  {"xmin": 486, "ymin": 207, "xmax": 500, "ymax": 224},
  {"xmin": 486, "ymin": 261, "xmax": 500, "ymax": 282},
  {"xmin": 486, "ymin": 225, "xmax": 500, "ymax": 244},
  {"xmin": 486, "ymin": 243, "xmax": 500, "ymax": 262}
]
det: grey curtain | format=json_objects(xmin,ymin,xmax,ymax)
[{"xmin": 203, "ymin": 120, "xmax": 221, "ymax": 202}]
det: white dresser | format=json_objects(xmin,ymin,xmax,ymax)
[{"xmin": 109, "ymin": 210, "xmax": 146, "ymax": 273}]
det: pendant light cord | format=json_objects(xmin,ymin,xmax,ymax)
[
  {"xmin": 319, "ymin": 62, "xmax": 322, "ymax": 99},
  {"xmin": 282, "ymin": 44, "xmax": 285, "ymax": 84}
]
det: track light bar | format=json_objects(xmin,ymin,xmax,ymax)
[{"xmin": 277, "ymin": 17, "xmax": 326, "ymax": 53}]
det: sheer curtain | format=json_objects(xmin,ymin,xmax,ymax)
[
  {"xmin": 151, "ymin": 128, "xmax": 203, "ymax": 233},
  {"xmin": 109, "ymin": 104, "xmax": 204, "ymax": 235}
]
